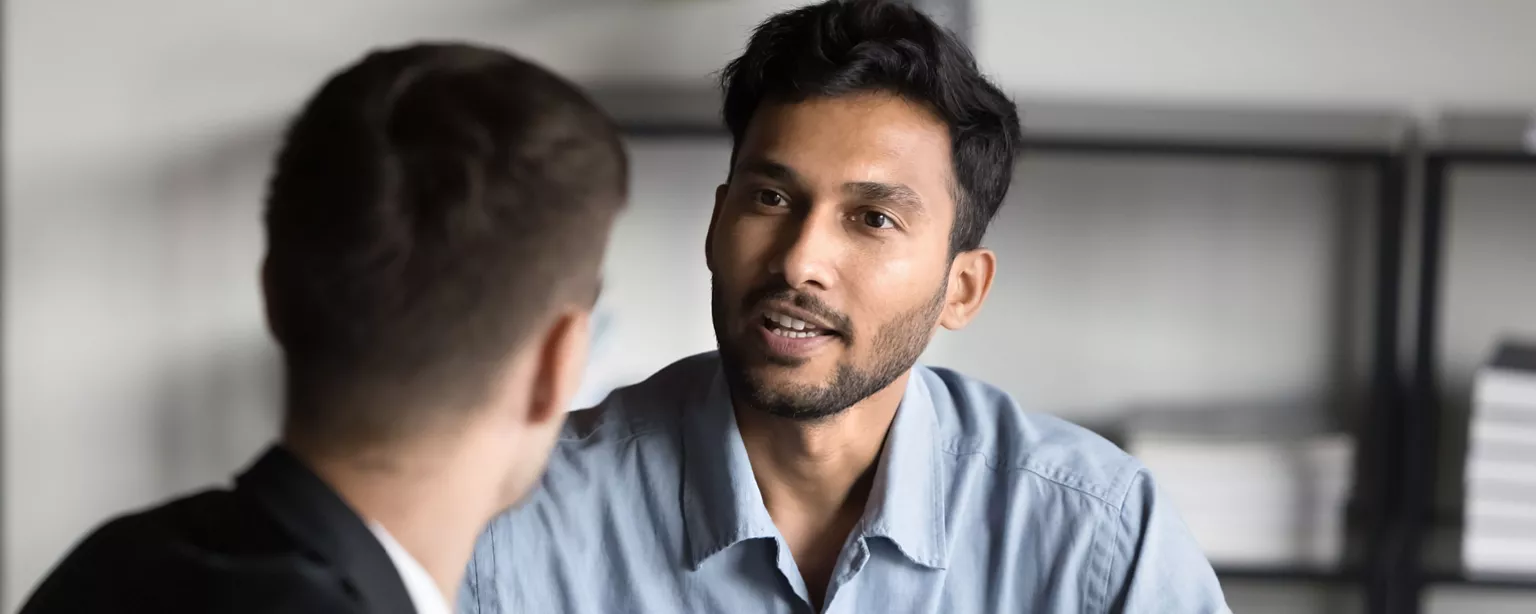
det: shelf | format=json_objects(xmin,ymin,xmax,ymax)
[
  {"xmin": 588, "ymin": 82, "xmax": 725, "ymax": 138},
  {"xmin": 1213, "ymin": 564, "xmax": 1359, "ymax": 584},
  {"xmin": 1011, "ymin": 98, "xmax": 1406, "ymax": 161},
  {"xmin": 1424, "ymin": 570, "xmax": 1536, "ymax": 591},
  {"xmin": 1432, "ymin": 111, "xmax": 1536, "ymax": 164},
  {"xmin": 587, "ymin": 82, "xmax": 1411, "ymax": 161}
]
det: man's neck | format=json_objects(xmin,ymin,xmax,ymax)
[
  {"xmin": 736, "ymin": 373, "xmax": 907, "ymax": 511},
  {"xmin": 293, "ymin": 437, "xmax": 503, "ymax": 605},
  {"xmin": 735, "ymin": 370, "xmax": 910, "ymax": 605}
]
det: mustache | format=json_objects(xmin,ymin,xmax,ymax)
[{"xmin": 741, "ymin": 281, "xmax": 853, "ymax": 338}]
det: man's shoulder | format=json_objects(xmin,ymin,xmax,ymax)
[
  {"xmin": 21, "ymin": 490, "xmax": 356, "ymax": 614},
  {"xmin": 530, "ymin": 353, "xmax": 718, "ymax": 501},
  {"xmin": 51, "ymin": 488, "xmax": 287, "ymax": 563},
  {"xmin": 919, "ymin": 365, "xmax": 1146, "ymax": 511},
  {"xmin": 560, "ymin": 351, "xmax": 720, "ymax": 444}
]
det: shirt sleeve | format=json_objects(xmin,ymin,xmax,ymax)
[{"xmin": 1104, "ymin": 469, "xmax": 1231, "ymax": 614}]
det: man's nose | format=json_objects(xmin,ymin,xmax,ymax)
[{"xmin": 767, "ymin": 207, "xmax": 842, "ymax": 291}]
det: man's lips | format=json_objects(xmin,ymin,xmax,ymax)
[
  {"xmin": 754, "ymin": 301, "xmax": 844, "ymax": 337},
  {"xmin": 755, "ymin": 319, "xmax": 841, "ymax": 357}
]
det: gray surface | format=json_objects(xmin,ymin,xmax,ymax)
[
  {"xmin": 909, "ymin": 0, "xmax": 972, "ymax": 44},
  {"xmin": 1435, "ymin": 111, "xmax": 1536, "ymax": 154},
  {"xmin": 1222, "ymin": 582, "xmax": 1361, "ymax": 614},
  {"xmin": 1428, "ymin": 586, "xmax": 1536, "ymax": 613},
  {"xmin": 1018, "ymin": 99, "xmax": 1408, "ymax": 150},
  {"xmin": 587, "ymin": 82, "xmax": 725, "ymax": 130}
]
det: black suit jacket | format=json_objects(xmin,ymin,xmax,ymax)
[{"xmin": 19, "ymin": 446, "xmax": 417, "ymax": 614}]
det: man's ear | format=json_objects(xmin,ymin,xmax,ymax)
[
  {"xmin": 939, "ymin": 248, "xmax": 996, "ymax": 331},
  {"xmin": 527, "ymin": 308, "xmax": 592, "ymax": 425},
  {"xmin": 705, "ymin": 184, "xmax": 728, "ymax": 274},
  {"xmin": 260, "ymin": 256, "xmax": 288, "ymax": 345}
]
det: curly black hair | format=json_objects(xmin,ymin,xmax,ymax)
[{"xmin": 720, "ymin": 0, "xmax": 1022, "ymax": 253}]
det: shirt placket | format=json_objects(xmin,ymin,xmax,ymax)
[{"xmin": 820, "ymin": 534, "xmax": 873, "ymax": 613}]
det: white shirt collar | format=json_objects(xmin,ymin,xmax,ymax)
[{"xmin": 368, "ymin": 522, "xmax": 452, "ymax": 614}]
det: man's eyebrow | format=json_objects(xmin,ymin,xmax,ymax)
[
  {"xmin": 734, "ymin": 158, "xmax": 802, "ymax": 185},
  {"xmin": 845, "ymin": 181, "xmax": 926, "ymax": 217}
]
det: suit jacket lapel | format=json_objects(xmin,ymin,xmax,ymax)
[{"xmin": 236, "ymin": 446, "xmax": 417, "ymax": 614}]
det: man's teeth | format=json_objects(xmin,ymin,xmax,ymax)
[
  {"xmin": 766, "ymin": 313, "xmax": 822, "ymax": 338},
  {"xmin": 770, "ymin": 313, "xmax": 812, "ymax": 330},
  {"xmin": 771, "ymin": 328, "xmax": 818, "ymax": 339}
]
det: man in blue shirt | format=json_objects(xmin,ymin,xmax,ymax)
[{"xmin": 462, "ymin": 1, "xmax": 1230, "ymax": 612}]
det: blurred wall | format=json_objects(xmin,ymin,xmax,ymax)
[
  {"xmin": 977, "ymin": 0, "xmax": 1536, "ymax": 110},
  {"xmin": 5, "ymin": 0, "xmax": 1536, "ymax": 611}
]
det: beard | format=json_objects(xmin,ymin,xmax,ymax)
[{"xmin": 712, "ymin": 276, "xmax": 947, "ymax": 421}]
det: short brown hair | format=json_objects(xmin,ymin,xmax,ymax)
[{"xmin": 263, "ymin": 42, "xmax": 627, "ymax": 448}]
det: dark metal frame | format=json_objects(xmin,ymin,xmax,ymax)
[
  {"xmin": 1003, "ymin": 141, "xmax": 1409, "ymax": 614},
  {"xmin": 1365, "ymin": 154, "xmax": 1411, "ymax": 614},
  {"xmin": 1404, "ymin": 137, "xmax": 1536, "ymax": 612}
]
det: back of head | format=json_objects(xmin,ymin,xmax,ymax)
[
  {"xmin": 720, "ymin": 0, "xmax": 1021, "ymax": 253},
  {"xmin": 264, "ymin": 42, "xmax": 628, "ymax": 452}
]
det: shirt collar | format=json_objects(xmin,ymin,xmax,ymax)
[
  {"xmin": 680, "ymin": 364, "xmax": 949, "ymax": 570},
  {"xmin": 861, "ymin": 369, "xmax": 949, "ymax": 569},
  {"xmin": 681, "ymin": 368, "xmax": 779, "ymax": 569},
  {"xmin": 368, "ymin": 522, "xmax": 453, "ymax": 614}
]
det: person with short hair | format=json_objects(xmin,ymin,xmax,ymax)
[
  {"xmin": 461, "ymin": 2, "xmax": 1229, "ymax": 613},
  {"xmin": 21, "ymin": 41, "xmax": 628, "ymax": 614}
]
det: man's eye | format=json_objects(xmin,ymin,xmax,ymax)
[
  {"xmin": 860, "ymin": 211, "xmax": 894, "ymax": 229},
  {"xmin": 754, "ymin": 190, "xmax": 786, "ymax": 207}
]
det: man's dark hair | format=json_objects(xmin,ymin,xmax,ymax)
[
  {"xmin": 720, "ymin": 0, "xmax": 1021, "ymax": 253},
  {"xmin": 264, "ymin": 42, "xmax": 627, "ymax": 449}
]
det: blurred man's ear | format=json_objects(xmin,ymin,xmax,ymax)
[
  {"xmin": 527, "ymin": 307, "xmax": 592, "ymax": 425},
  {"xmin": 705, "ymin": 184, "xmax": 728, "ymax": 273},
  {"xmin": 488, "ymin": 306, "xmax": 591, "ymax": 512},
  {"xmin": 260, "ymin": 257, "xmax": 288, "ymax": 346}
]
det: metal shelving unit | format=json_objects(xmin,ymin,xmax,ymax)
[
  {"xmin": 1406, "ymin": 111, "xmax": 1536, "ymax": 612},
  {"xmin": 1425, "ymin": 570, "xmax": 1536, "ymax": 592},
  {"xmin": 590, "ymin": 81, "xmax": 1415, "ymax": 613},
  {"xmin": 1214, "ymin": 564, "xmax": 1361, "ymax": 585}
]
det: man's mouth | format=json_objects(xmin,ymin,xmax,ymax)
[{"xmin": 760, "ymin": 310, "xmax": 839, "ymax": 340}]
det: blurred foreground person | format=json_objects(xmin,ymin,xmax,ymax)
[
  {"xmin": 461, "ymin": 1, "xmax": 1228, "ymax": 613},
  {"xmin": 21, "ymin": 42, "xmax": 627, "ymax": 614}
]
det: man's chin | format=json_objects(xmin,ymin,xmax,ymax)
[
  {"xmin": 732, "ymin": 375, "xmax": 836, "ymax": 415},
  {"xmin": 741, "ymin": 363, "xmax": 831, "ymax": 391}
]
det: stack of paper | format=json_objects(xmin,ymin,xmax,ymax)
[
  {"xmin": 1464, "ymin": 340, "xmax": 1536, "ymax": 574},
  {"xmin": 1127, "ymin": 414, "xmax": 1353, "ymax": 567}
]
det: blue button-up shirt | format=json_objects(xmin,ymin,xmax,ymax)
[{"xmin": 460, "ymin": 353, "xmax": 1229, "ymax": 613}]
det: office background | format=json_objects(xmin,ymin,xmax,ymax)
[{"xmin": 6, "ymin": 1, "xmax": 1536, "ymax": 612}]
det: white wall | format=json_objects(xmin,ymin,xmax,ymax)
[
  {"xmin": 576, "ymin": 141, "xmax": 728, "ymax": 405},
  {"xmin": 928, "ymin": 155, "xmax": 1375, "ymax": 424},
  {"xmin": 977, "ymin": 0, "xmax": 1536, "ymax": 111},
  {"xmin": 8, "ymin": 0, "xmax": 1536, "ymax": 611}
]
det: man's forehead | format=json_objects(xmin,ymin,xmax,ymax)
[
  {"xmin": 734, "ymin": 95, "xmax": 955, "ymax": 199},
  {"xmin": 744, "ymin": 94, "xmax": 949, "ymax": 154}
]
